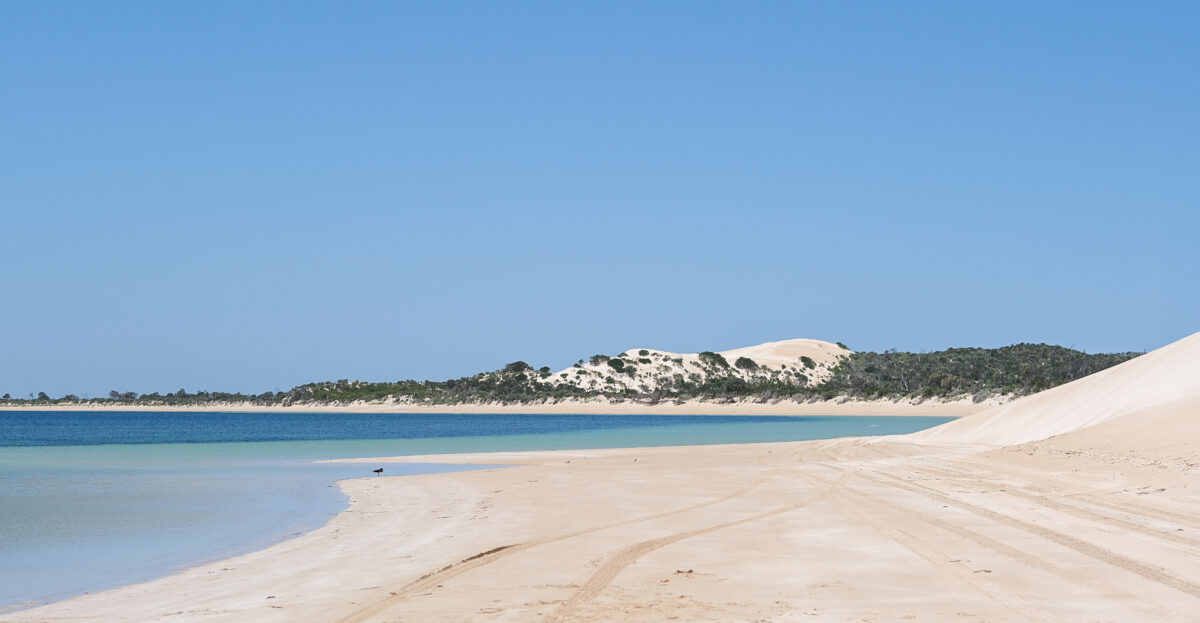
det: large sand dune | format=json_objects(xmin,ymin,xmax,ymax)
[
  {"xmin": 914, "ymin": 331, "xmax": 1200, "ymax": 446},
  {"xmin": 546, "ymin": 338, "xmax": 850, "ymax": 393},
  {"xmin": 8, "ymin": 333, "xmax": 1198, "ymax": 622}
]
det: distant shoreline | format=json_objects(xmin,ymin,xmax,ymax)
[{"xmin": 0, "ymin": 396, "xmax": 1000, "ymax": 417}]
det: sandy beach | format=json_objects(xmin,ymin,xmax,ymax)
[
  {"xmin": 6, "ymin": 333, "xmax": 1198, "ymax": 622},
  {"xmin": 6, "ymin": 1, "xmax": 1194, "ymax": 619}
]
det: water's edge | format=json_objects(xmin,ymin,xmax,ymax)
[{"xmin": 0, "ymin": 413, "xmax": 952, "ymax": 612}]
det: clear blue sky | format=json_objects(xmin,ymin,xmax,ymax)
[{"xmin": 2, "ymin": 2, "xmax": 1197, "ymax": 398}]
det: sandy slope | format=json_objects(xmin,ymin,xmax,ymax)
[
  {"xmin": 546, "ymin": 338, "xmax": 850, "ymax": 393},
  {"xmin": 719, "ymin": 338, "xmax": 847, "ymax": 370},
  {"xmin": 6, "ymin": 333, "xmax": 1199, "ymax": 622},
  {"xmin": 913, "ymin": 331, "xmax": 1200, "ymax": 445}
]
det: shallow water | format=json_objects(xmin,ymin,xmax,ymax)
[{"xmin": 0, "ymin": 411, "xmax": 951, "ymax": 611}]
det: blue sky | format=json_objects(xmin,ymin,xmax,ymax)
[{"xmin": 2, "ymin": 2, "xmax": 1197, "ymax": 397}]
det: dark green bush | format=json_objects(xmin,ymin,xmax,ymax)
[
  {"xmin": 26, "ymin": 340, "xmax": 1137, "ymax": 408},
  {"xmin": 821, "ymin": 344, "xmax": 1140, "ymax": 399}
]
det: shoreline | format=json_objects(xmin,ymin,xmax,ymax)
[
  {"xmin": 9, "ymin": 431, "xmax": 1199, "ymax": 621},
  {"xmin": 0, "ymin": 396, "xmax": 1000, "ymax": 417},
  {"xmin": 0, "ymin": 415, "xmax": 951, "ymax": 615},
  {"xmin": 11, "ymin": 328, "xmax": 1198, "ymax": 621}
]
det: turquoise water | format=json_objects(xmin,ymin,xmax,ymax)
[{"xmin": 0, "ymin": 411, "xmax": 951, "ymax": 611}]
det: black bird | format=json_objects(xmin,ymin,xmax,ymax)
[{"xmin": 373, "ymin": 467, "xmax": 384, "ymax": 476}]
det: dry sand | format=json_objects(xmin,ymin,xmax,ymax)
[
  {"xmin": 6, "ymin": 334, "xmax": 1198, "ymax": 622},
  {"xmin": 548, "ymin": 338, "xmax": 853, "ymax": 393}
]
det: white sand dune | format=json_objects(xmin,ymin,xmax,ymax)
[
  {"xmin": 716, "ymin": 337, "xmax": 849, "ymax": 371},
  {"xmin": 913, "ymin": 331, "xmax": 1200, "ymax": 446},
  {"xmin": 547, "ymin": 338, "xmax": 850, "ymax": 393}
]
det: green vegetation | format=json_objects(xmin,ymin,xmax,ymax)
[
  {"xmin": 0, "ymin": 343, "xmax": 1141, "ymax": 409},
  {"xmin": 820, "ymin": 344, "xmax": 1142, "ymax": 400},
  {"xmin": 800, "ymin": 356, "xmax": 816, "ymax": 369},
  {"xmin": 638, "ymin": 349, "xmax": 650, "ymax": 356}
]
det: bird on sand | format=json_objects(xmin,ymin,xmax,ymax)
[{"xmin": 373, "ymin": 467, "xmax": 383, "ymax": 476}]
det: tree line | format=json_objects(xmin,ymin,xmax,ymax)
[{"xmin": 0, "ymin": 343, "xmax": 1143, "ymax": 407}]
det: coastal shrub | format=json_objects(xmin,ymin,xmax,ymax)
[
  {"xmin": 638, "ymin": 349, "xmax": 650, "ymax": 356},
  {"xmin": 590, "ymin": 354, "xmax": 610, "ymax": 365},
  {"xmin": 800, "ymin": 356, "xmax": 816, "ymax": 369},
  {"xmin": 837, "ymin": 342, "xmax": 850, "ymax": 350},
  {"xmin": 32, "ymin": 340, "xmax": 1139, "ymax": 408},
  {"xmin": 539, "ymin": 366, "xmax": 551, "ymax": 374},
  {"xmin": 734, "ymin": 357, "xmax": 758, "ymax": 370},
  {"xmin": 820, "ymin": 344, "xmax": 1141, "ymax": 399},
  {"xmin": 638, "ymin": 358, "xmax": 652, "ymax": 364}
]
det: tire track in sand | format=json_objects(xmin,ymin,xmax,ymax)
[
  {"xmin": 810, "ymin": 465, "xmax": 1179, "ymax": 620},
  {"xmin": 547, "ymin": 470, "xmax": 851, "ymax": 622},
  {"xmin": 336, "ymin": 462, "xmax": 783, "ymax": 623},
  {"xmin": 794, "ymin": 469, "xmax": 1059, "ymax": 622},
  {"xmin": 859, "ymin": 469, "xmax": 1200, "ymax": 600},
  {"xmin": 906, "ymin": 463, "xmax": 1200, "ymax": 548},
  {"xmin": 922, "ymin": 458, "xmax": 1200, "ymax": 532}
]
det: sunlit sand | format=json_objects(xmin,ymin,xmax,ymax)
[{"xmin": 9, "ymin": 333, "xmax": 1199, "ymax": 622}]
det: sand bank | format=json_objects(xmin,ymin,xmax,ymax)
[
  {"xmin": 10, "ymin": 434, "xmax": 1198, "ymax": 622},
  {"xmin": 7, "ymin": 333, "xmax": 1198, "ymax": 621}
]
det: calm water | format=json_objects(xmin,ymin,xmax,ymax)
[{"xmin": 0, "ymin": 411, "xmax": 950, "ymax": 611}]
